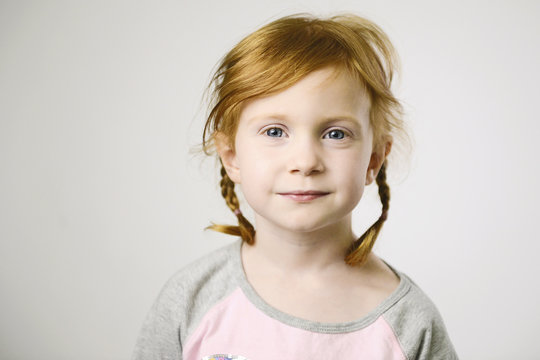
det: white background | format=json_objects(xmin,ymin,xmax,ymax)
[{"xmin": 1, "ymin": 0, "xmax": 539, "ymax": 359}]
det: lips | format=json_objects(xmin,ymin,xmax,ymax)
[{"xmin": 277, "ymin": 190, "xmax": 330, "ymax": 202}]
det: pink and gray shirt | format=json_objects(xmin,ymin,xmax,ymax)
[{"xmin": 133, "ymin": 241, "xmax": 458, "ymax": 360}]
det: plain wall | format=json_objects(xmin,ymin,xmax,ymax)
[{"xmin": 1, "ymin": 0, "xmax": 539, "ymax": 359}]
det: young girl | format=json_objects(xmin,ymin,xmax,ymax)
[{"xmin": 133, "ymin": 13, "xmax": 458, "ymax": 360}]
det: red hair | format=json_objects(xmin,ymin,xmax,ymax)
[{"xmin": 202, "ymin": 14, "xmax": 406, "ymax": 266}]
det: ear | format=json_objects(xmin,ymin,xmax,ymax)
[
  {"xmin": 215, "ymin": 132, "xmax": 241, "ymax": 184},
  {"xmin": 365, "ymin": 138, "xmax": 392, "ymax": 185}
]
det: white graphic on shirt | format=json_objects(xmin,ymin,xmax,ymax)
[{"xmin": 202, "ymin": 355, "xmax": 249, "ymax": 360}]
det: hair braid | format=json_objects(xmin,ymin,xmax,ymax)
[
  {"xmin": 345, "ymin": 161, "xmax": 390, "ymax": 266},
  {"xmin": 219, "ymin": 166, "xmax": 240, "ymax": 211},
  {"xmin": 206, "ymin": 165, "xmax": 256, "ymax": 245}
]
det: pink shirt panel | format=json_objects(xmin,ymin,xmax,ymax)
[{"xmin": 184, "ymin": 288, "xmax": 406, "ymax": 360}]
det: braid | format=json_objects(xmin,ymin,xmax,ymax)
[
  {"xmin": 345, "ymin": 161, "xmax": 390, "ymax": 266},
  {"xmin": 206, "ymin": 165, "xmax": 256, "ymax": 245},
  {"xmin": 219, "ymin": 166, "xmax": 240, "ymax": 211}
]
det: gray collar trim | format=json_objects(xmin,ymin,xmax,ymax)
[{"xmin": 230, "ymin": 240, "xmax": 412, "ymax": 334}]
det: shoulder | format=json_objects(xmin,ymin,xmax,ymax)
[
  {"xmin": 158, "ymin": 240, "xmax": 242, "ymax": 328},
  {"xmin": 132, "ymin": 240, "xmax": 242, "ymax": 359},
  {"xmin": 382, "ymin": 270, "xmax": 459, "ymax": 360},
  {"xmin": 161, "ymin": 240, "xmax": 241, "ymax": 299}
]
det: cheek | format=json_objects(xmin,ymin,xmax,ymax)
[
  {"xmin": 342, "ymin": 173, "xmax": 366, "ymax": 198},
  {"xmin": 335, "ymin": 153, "xmax": 370, "ymax": 195},
  {"xmin": 236, "ymin": 147, "xmax": 274, "ymax": 189},
  {"xmin": 235, "ymin": 154, "xmax": 275, "ymax": 213}
]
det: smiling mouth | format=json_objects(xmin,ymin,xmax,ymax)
[{"xmin": 277, "ymin": 191, "xmax": 330, "ymax": 202}]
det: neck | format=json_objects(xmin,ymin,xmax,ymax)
[{"xmin": 242, "ymin": 214, "xmax": 356, "ymax": 274}]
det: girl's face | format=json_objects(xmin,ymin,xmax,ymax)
[{"xmin": 219, "ymin": 66, "xmax": 387, "ymax": 235}]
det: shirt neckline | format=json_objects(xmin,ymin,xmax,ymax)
[{"xmin": 230, "ymin": 240, "xmax": 412, "ymax": 334}]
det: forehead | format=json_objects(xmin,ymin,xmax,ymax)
[{"xmin": 239, "ymin": 66, "xmax": 371, "ymax": 126}]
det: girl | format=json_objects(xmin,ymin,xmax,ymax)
[{"xmin": 133, "ymin": 13, "xmax": 458, "ymax": 360}]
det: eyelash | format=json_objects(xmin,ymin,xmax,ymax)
[{"xmin": 262, "ymin": 126, "xmax": 350, "ymax": 140}]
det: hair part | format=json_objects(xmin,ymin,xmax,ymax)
[{"xmin": 203, "ymin": 13, "xmax": 405, "ymax": 266}]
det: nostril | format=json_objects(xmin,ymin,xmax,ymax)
[{"xmin": 288, "ymin": 161, "xmax": 324, "ymax": 176}]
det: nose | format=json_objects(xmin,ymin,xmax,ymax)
[{"xmin": 287, "ymin": 136, "xmax": 325, "ymax": 176}]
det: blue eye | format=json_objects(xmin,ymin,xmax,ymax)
[
  {"xmin": 265, "ymin": 127, "xmax": 284, "ymax": 137},
  {"xmin": 325, "ymin": 129, "xmax": 346, "ymax": 139}
]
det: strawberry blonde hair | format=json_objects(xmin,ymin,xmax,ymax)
[{"xmin": 202, "ymin": 13, "xmax": 405, "ymax": 266}]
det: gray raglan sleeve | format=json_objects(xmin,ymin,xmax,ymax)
[
  {"xmin": 131, "ymin": 242, "xmax": 242, "ymax": 360},
  {"xmin": 383, "ymin": 279, "xmax": 459, "ymax": 360},
  {"xmin": 132, "ymin": 276, "xmax": 185, "ymax": 360}
]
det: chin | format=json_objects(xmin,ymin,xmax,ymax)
[{"xmin": 276, "ymin": 217, "xmax": 336, "ymax": 234}]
